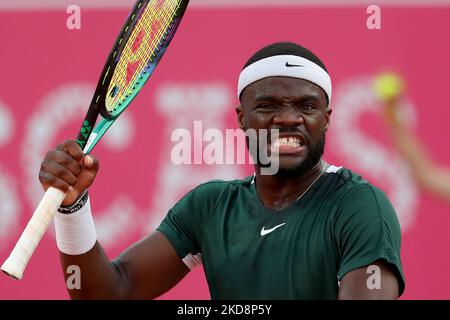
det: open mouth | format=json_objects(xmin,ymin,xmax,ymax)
[{"xmin": 270, "ymin": 135, "xmax": 306, "ymax": 154}]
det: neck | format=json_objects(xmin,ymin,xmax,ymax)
[{"xmin": 254, "ymin": 159, "xmax": 326, "ymax": 211}]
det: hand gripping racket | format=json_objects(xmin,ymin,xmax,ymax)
[{"xmin": 1, "ymin": 0, "xmax": 190, "ymax": 280}]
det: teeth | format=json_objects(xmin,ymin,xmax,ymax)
[{"xmin": 272, "ymin": 137, "xmax": 302, "ymax": 148}]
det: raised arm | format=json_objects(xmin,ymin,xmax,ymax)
[
  {"xmin": 40, "ymin": 140, "xmax": 189, "ymax": 299},
  {"xmin": 374, "ymin": 72, "xmax": 450, "ymax": 202},
  {"xmin": 382, "ymin": 94, "xmax": 450, "ymax": 202}
]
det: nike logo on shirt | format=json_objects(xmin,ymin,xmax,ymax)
[{"xmin": 260, "ymin": 223, "xmax": 286, "ymax": 236}]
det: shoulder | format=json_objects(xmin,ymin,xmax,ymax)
[
  {"xmin": 325, "ymin": 166, "xmax": 368, "ymax": 190},
  {"xmin": 325, "ymin": 166, "xmax": 391, "ymax": 204},
  {"xmin": 340, "ymin": 168, "xmax": 393, "ymax": 208},
  {"xmin": 324, "ymin": 166, "xmax": 398, "ymax": 223},
  {"xmin": 327, "ymin": 167, "xmax": 401, "ymax": 233}
]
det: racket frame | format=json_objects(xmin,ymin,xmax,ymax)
[{"xmin": 78, "ymin": 0, "xmax": 189, "ymax": 154}]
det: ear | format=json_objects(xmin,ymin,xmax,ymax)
[
  {"xmin": 324, "ymin": 108, "xmax": 332, "ymax": 131},
  {"xmin": 236, "ymin": 105, "xmax": 245, "ymax": 130}
]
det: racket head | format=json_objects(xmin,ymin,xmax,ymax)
[{"xmin": 94, "ymin": 0, "xmax": 189, "ymax": 120}]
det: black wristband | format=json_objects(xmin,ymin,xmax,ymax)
[{"xmin": 57, "ymin": 190, "xmax": 89, "ymax": 214}]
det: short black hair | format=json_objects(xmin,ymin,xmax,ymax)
[{"xmin": 243, "ymin": 41, "xmax": 328, "ymax": 73}]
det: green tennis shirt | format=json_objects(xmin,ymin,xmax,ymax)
[{"xmin": 157, "ymin": 166, "xmax": 405, "ymax": 299}]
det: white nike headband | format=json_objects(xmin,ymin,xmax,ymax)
[{"xmin": 237, "ymin": 55, "xmax": 332, "ymax": 104}]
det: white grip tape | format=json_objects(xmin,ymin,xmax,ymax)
[{"xmin": 1, "ymin": 187, "xmax": 66, "ymax": 280}]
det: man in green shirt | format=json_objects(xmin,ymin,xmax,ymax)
[{"xmin": 38, "ymin": 42, "xmax": 405, "ymax": 299}]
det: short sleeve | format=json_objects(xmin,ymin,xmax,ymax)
[
  {"xmin": 334, "ymin": 184, "xmax": 405, "ymax": 296},
  {"xmin": 157, "ymin": 181, "xmax": 225, "ymax": 260}
]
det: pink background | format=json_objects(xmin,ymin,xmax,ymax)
[{"xmin": 0, "ymin": 6, "xmax": 449, "ymax": 299}]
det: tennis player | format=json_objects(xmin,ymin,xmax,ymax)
[{"xmin": 39, "ymin": 42, "xmax": 405, "ymax": 299}]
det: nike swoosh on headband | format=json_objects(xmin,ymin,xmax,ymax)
[{"xmin": 285, "ymin": 62, "xmax": 304, "ymax": 67}]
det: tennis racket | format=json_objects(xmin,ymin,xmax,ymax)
[{"xmin": 1, "ymin": 0, "xmax": 190, "ymax": 280}]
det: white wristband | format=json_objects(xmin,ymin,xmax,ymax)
[{"xmin": 54, "ymin": 196, "xmax": 97, "ymax": 255}]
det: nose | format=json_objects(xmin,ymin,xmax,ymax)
[{"xmin": 272, "ymin": 105, "xmax": 303, "ymax": 127}]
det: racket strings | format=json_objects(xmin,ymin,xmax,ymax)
[
  {"xmin": 106, "ymin": 0, "xmax": 182, "ymax": 112},
  {"xmin": 107, "ymin": 0, "xmax": 177, "ymax": 110}
]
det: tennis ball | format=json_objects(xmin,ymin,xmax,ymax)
[{"xmin": 373, "ymin": 72, "xmax": 405, "ymax": 101}]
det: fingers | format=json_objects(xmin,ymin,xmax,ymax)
[
  {"xmin": 73, "ymin": 155, "xmax": 100, "ymax": 194},
  {"xmin": 56, "ymin": 140, "xmax": 84, "ymax": 162},
  {"xmin": 39, "ymin": 140, "xmax": 98, "ymax": 192},
  {"xmin": 83, "ymin": 155, "xmax": 99, "ymax": 175},
  {"xmin": 39, "ymin": 140, "xmax": 101, "ymax": 206},
  {"xmin": 41, "ymin": 160, "xmax": 77, "ymax": 184},
  {"xmin": 39, "ymin": 143, "xmax": 81, "ymax": 192},
  {"xmin": 39, "ymin": 170, "xmax": 71, "ymax": 193},
  {"xmin": 44, "ymin": 149, "xmax": 82, "ymax": 177}
]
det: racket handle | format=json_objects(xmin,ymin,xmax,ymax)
[{"xmin": 1, "ymin": 187, "xmax": 66, "ymax": 280}]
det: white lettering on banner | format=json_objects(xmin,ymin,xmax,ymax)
[
  {"xmin": 330, "ymin": 77, "xmax": 418, "ymax": 230},
  {"xmin": 0, "ymin": 102, "xmax": 14, "ymax": 147},
  {"xmin": 94, "ymin": 197, "xmax": 137, "ymax": 245},
  {"xmin": 21, "ymin": 84, "xmax": 137, "ymax": 248},
  {"xmin": 22, "ymin": 84, "xmax": 94, "ymax": 207},
  {"xmin": 145, "ymin": 83, "xmax": 239, "ymax": 232},
  {"xmin": 6, "ymin": 79, "xmax": 419, "ymax": 253},
  {"xmin": 0, "ymin": 165, "xmax": 20, "ymax": 248},
  {"xmin": 103, "ymin": 115, "xmax": 135, "ymax": 151},
  {"xmin": 0, "ymin": 100, "xmax": 20, "ymax": 247}
]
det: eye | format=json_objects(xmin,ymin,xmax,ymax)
[
  {"xmin": 255, "ymin": 104, "xmax": 278, "ymax": 112},
  {"xmin": 301, "ymin": 104, "xmax": 317, "ymax": 112}
]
